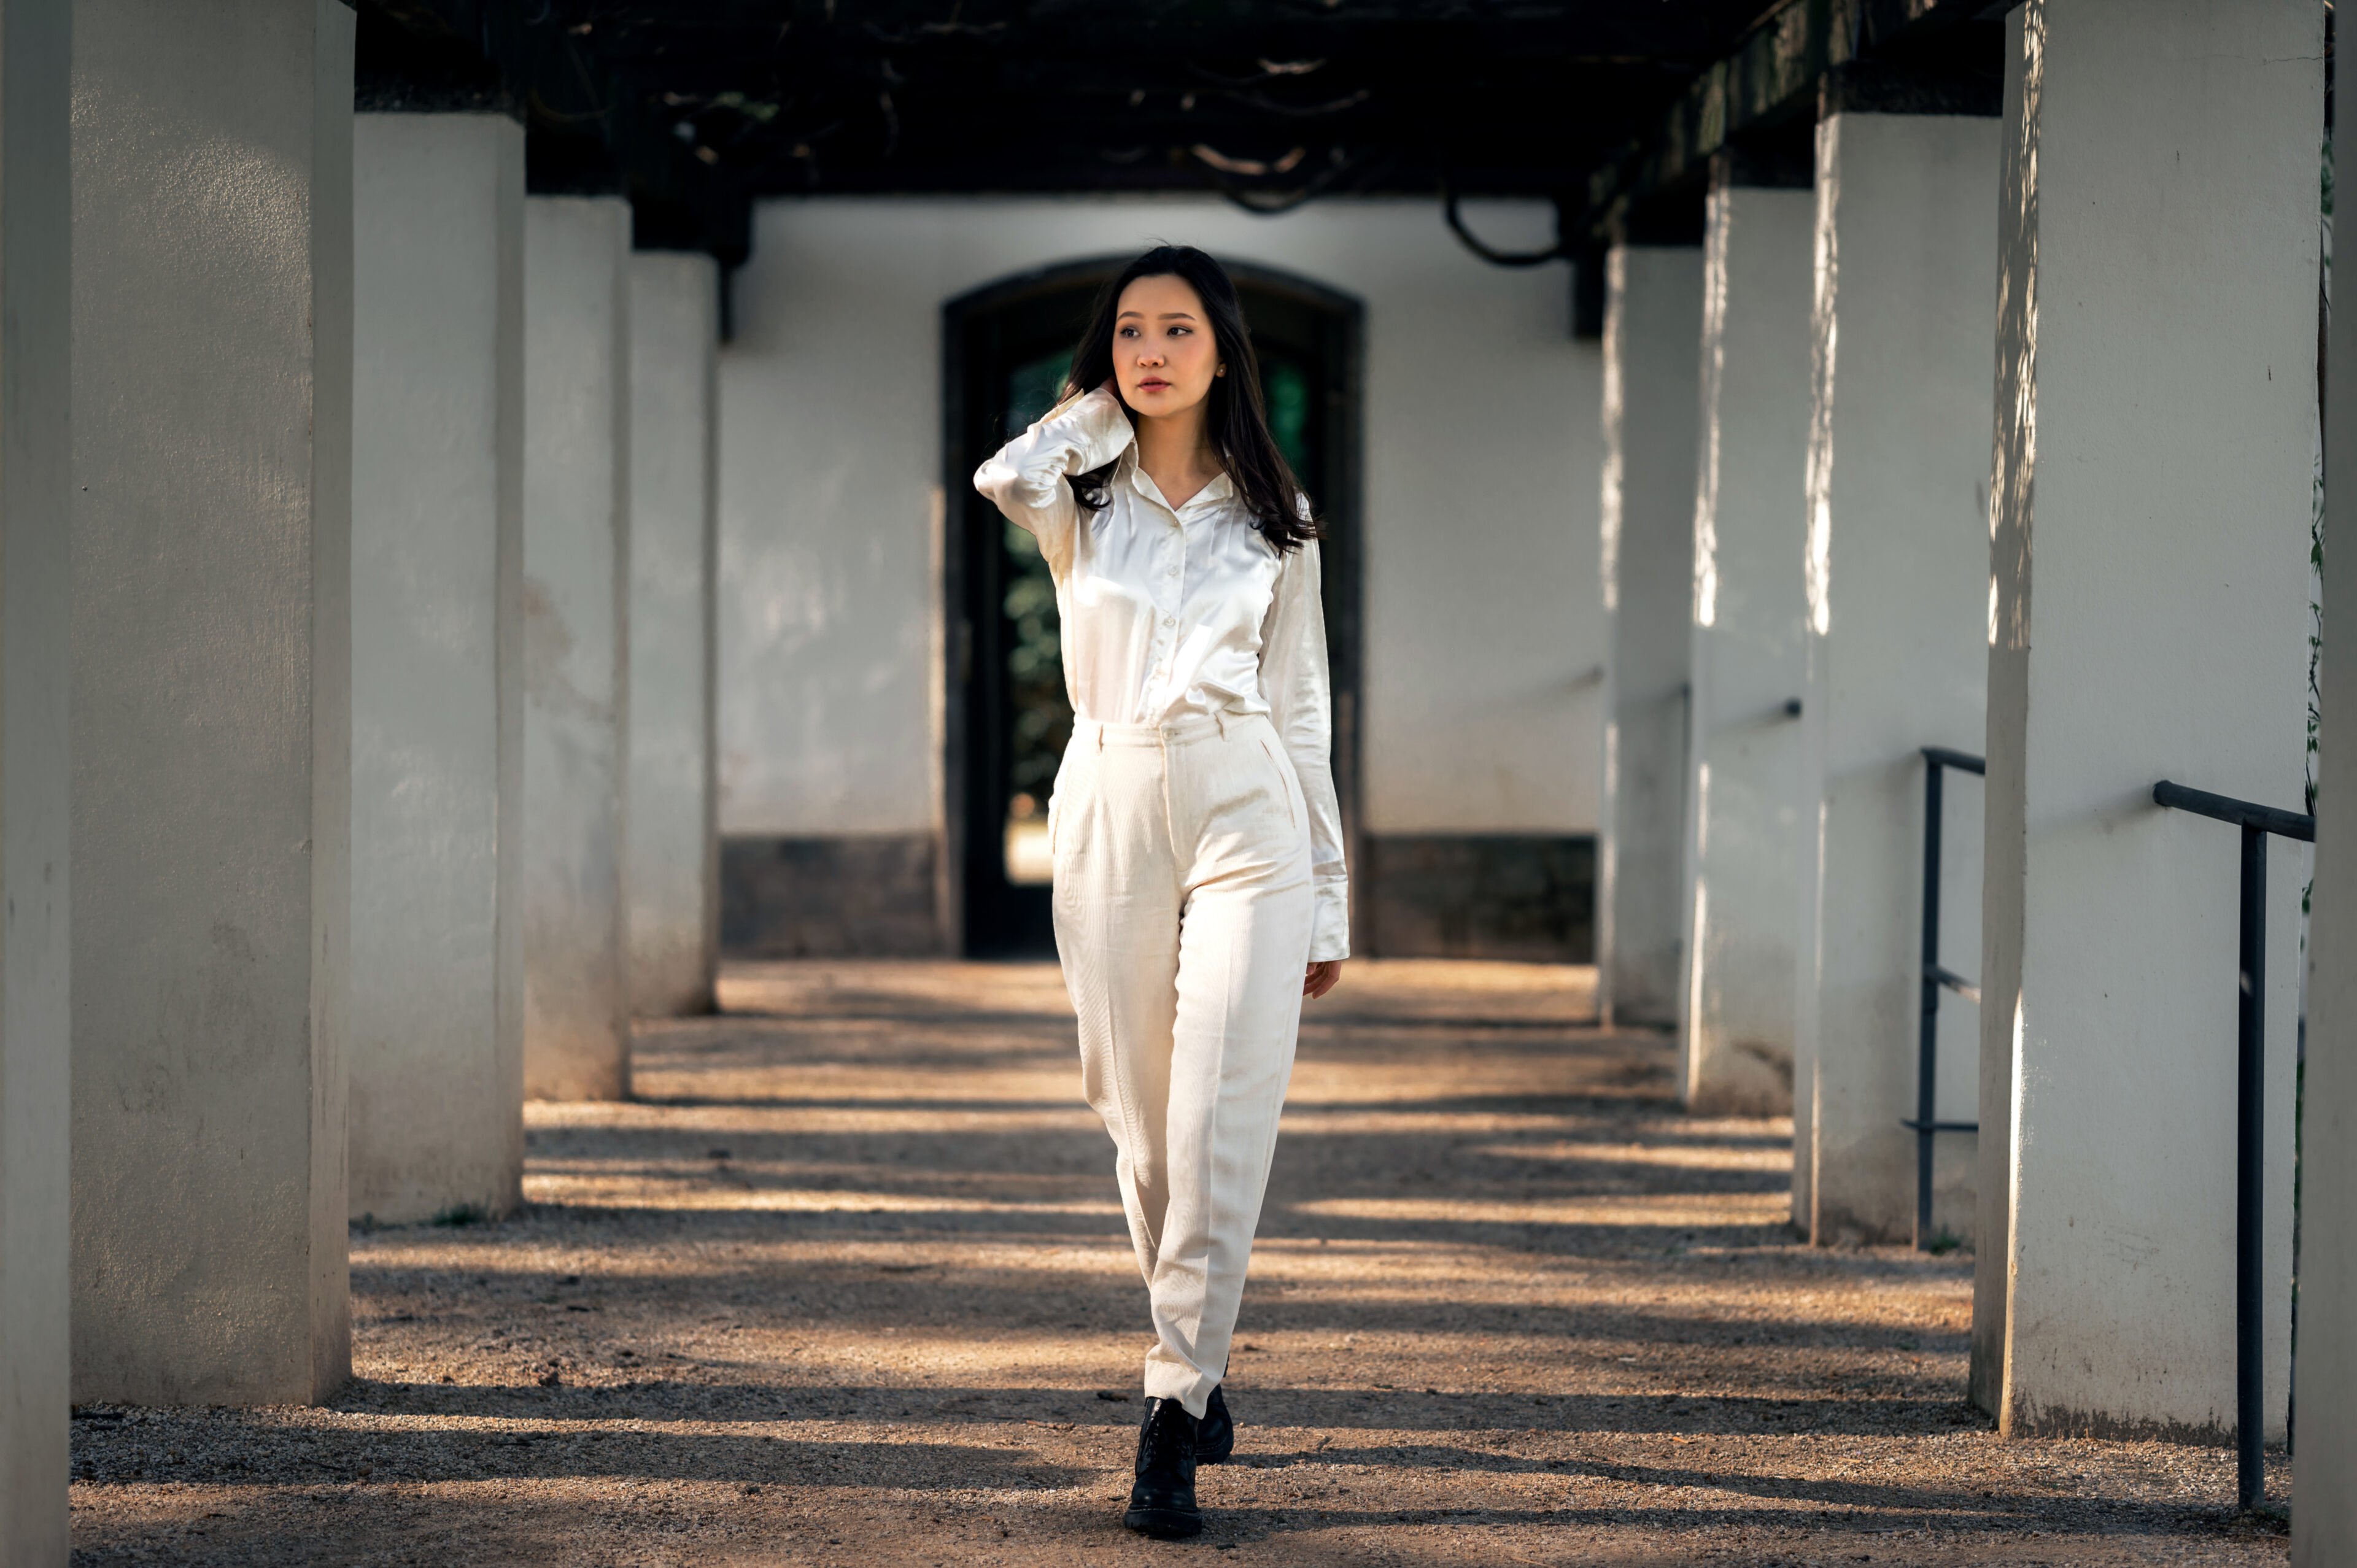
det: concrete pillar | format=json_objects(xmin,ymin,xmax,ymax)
[
  {"xmin": 1794, "ymin": 102, "xmax": 1996, "ymax": 1248},
  {"xmin": 1977, "ymin": 0, "xmax": 2316, "ymax": 1445},
  {"xmin": 2299, "ymin": 13, "xmax": 2357, "ymax": 1548},
  {"xmin": 1678, "ymin": 167, "xmax": 1813, "ymax": 1123},
  {"xmin": 1598, "ymin": 243, "xmax": 1703, "ymax": 1027},
  {"xmin": 349, "ymin": 113, "xmax": 524, "ymax": 1223},
  {"xmin": 0, "ymin": 2, "xmax": 72, "ymax": 1557},
  {"xmin": 523, "ymin": 195, "xmax": 631, "ymax": 1100},
  {"xmin": 625, "ymin": 252, "xmax": 718, "ymax": 1018},
  {"xmin": 69, "ymin": 0, "xmax": 354, "ymax": 1404}
]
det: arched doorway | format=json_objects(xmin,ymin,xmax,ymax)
[{"xmin": 942, "ymin": 258, "xmax": 1363, "ymax": 956}]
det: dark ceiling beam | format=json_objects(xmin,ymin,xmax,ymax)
[
  {"xmin": 369, "ymin": 1, "xmax": 1964, "ymax": 274},
  {"xmin": 521, "ymin": 0, "xmax": 1751, "ymax": 66},
  {"xmin": 358, "ymin": 0, "xmax": 753, "ymax": 261},
  {"xmin": 1571, "ymin": 0, "xmax": 2003, "ymax": 248},
  {"xmin": 353, "ymin": 1, "xmax": 1778, "ymax": 198}
]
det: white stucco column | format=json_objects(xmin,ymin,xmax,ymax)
[
  {"xmin": 1679, "ymin": 172, "xmax": 1813, "ymax": 1124},
  {"xmin": 69, "ymin": 0, "xmax": 354, "ymax": 1404},
  {"xmin": 626, "ymin": 251, "xmax": 718, "ymax": 1018},
  {"xmin": 1978, "ymin": 0, "xmax": 2316, "ymax": 1446},
  {"xmin": 2299, "ymin": 12, "xmax": 2357, "ymax": 1549},
  {"xmin": 523, "ymin": 194, "xmax": 631, "ymax": 1100},
  {"xmin": 1599, "ymin": 243, "xmax": 1703, "ymax": 1027},
  {"xmin": 1795, "ymin": 105, "xmax": 1995, "ymax": 1248},
  {"xmin": 0, "ymin": 1, "xmax": 72, "ymax": 1556},
  {"xmin": 349, "ymin": 112, "xmax": 524, "ymax": 1224}
]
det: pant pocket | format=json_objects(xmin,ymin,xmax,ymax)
[
  {"xmin": 1050, "ymin": 744, "xmax": 1089, "ymax": 860},
  {"xmin": 1256, "ymin": 736, "xmax": 1298, "ymax": 830}
]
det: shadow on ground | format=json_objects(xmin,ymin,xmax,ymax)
[{"xmin": 72, "ymin": 960, "xmax": 2286, "ymax": 1567}]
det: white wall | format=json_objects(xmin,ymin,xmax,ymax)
[
  {"xmin": 349, "ymin": 112, "xmax": 524, "ymax": 1226},
  {"xmin": 626, "ymin": 251, "xmax": 719, "ymax": 1016},
  {"xmin": 718, "ymin": 197, "xmax": 1604, "ymax": 843},
  {"xmin": 521, "ymin": 195, "xmax": 632, "ymax": 1100},
  {"xmin": 1598, "ymin": 245, "xmax": 1704, "ymax": 1025},
  {"xmin": 1681, "ymin": 184, "xmax": 1813, "ymax": 1114},
  {"xmin": 2299, "ymin": 4, "xmax": 2357, "ymax": 1547},
  {"xmin": 1978, "ymin": 0, "xmax": 2315, "ymax": 1444},
  {"xmin": 1795, "ymin": 111, "xmax": 1997, "ymax": 1248},
  {"xmin": 70, "ymin": 0, "xmax": 354, "ymax": 1405},
  {"xmin": 0, "ymin": 0, "xmax": 72, "ymax": 1550}
]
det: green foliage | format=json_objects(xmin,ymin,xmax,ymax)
[
  {"xmin": 703, "ymin": 91, "xmax": 780, "ymax": 125},
  {"xmin": 1265, "ymin": 357, "xmax": 1311, "ymax": 477},
  {"xmin": 1005, "ymin": 350, "xmax": 1072, "ymax": 439},
  {"xmin": 1001, "ymin": 350, "xmax": 1079, "ymax": 806}
]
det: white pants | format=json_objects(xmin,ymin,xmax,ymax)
[{"xmin": 1050, "ymin": 710, "xmax": 1315, "ymax": 1418}]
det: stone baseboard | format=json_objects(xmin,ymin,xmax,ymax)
[
  {"xmin": 720, "ymin": 835, "xmax": 943, "ymax": 957},
  {"xmin": 1365, "ymin": 835, "xmax": 1595, "ymax": 963}
]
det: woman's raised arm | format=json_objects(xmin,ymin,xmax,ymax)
[{"xmin": 972, "ymin": 385, "xmax": 1134, "ymax": 576}]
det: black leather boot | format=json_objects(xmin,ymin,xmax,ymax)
[
  {"xmin": 1195, "ymin": 1385, "xmax": 1235, "ymax": 1464},
  {"xmin": 1123, "ymin": 1397, "xmax": 1202, "ymax": 1539}
]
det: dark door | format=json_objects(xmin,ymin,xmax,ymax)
[{"xmin": 945, "ymin": 260, "xmax": 1361, "ymax": 957}]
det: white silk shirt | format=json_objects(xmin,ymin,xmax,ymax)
[{"xmin": 975, "ymin": 387, "xmax": 1349, "ymax": 961}]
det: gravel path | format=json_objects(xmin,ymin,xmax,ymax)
[{"xmin": 69, "ymin": 959, "xmax": 2289, "ymax": 1564}]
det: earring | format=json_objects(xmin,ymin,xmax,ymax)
[{"xmin": 1216, "ymin": 366, "xmax": 1227, "ymax": 377}]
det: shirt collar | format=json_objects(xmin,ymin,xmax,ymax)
[
  {"xmin": 1190, "ymin": 473, "xmax": 1237, "ymax": 512},
  {"xmin": 1123, "ymin": 457, "xmax": 1236, "ymax": 519}
]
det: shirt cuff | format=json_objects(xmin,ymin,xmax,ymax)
[{"xmin": 1309, "ymin": 881, "xmax": 1350, "ymax": 964}]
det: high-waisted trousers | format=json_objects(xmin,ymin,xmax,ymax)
[{"xmin": 1050, "ymin": 709, "xmax": 1315, "ymax": 1418}]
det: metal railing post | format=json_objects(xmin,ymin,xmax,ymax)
[
  {"xmin": 2237, "ymin": 822, "xmax": 2265, "ymax": 1512},
  {"xmin": 1905, "ymin": 747, "xmax": 1984, "ymax": 1250},
  {"xmin": 1916, "ymin": 758, "xmax": 1945, "ymax": 1248},
  {"xmin": 2151, "ymin": 778, "xmax": 2312, "ymax": 1513}
]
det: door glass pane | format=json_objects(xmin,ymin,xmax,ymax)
[
  {"xmin": 1006, "ymin": 350, "xmax": 1072, "ymax": 439},
  {"xmin": 1002, "ymin": 349, "xmax": 1074, "ymax": 886},
  {"xmin": 1263, "ymin": 355, "xmax": 1311, "ymax": 479}
]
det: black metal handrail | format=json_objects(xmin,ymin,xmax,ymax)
[
  {"xmin": 1903, "ymin": 747, "xmax": 1984, "ymax": 1249},
  {"xmin": 2152, "ymin": 778, "xmax": 2313, "ymax": 1513}
]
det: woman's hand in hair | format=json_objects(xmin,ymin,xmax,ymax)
[{"xmin": 1303, "ymin": 960, "xmax": 1343, "ymax": 1001}]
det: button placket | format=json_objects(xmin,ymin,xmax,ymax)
[{"xmin": 1153, "ymin": 540, "xmax": 1175, "ymax": 678}]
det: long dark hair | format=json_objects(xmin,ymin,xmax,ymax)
[{"xmin": 1061, "ymin": 245, "xmax": 1318, "ymax": 552}]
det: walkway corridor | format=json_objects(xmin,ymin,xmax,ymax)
[{"xmin": 71, "ymin": 963, "xmax": 2283, "ymax": 1564}]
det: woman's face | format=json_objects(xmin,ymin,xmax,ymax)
[{"xmin": 1111, "ymin": 273, "xmax": 1222, "ymax": 420}]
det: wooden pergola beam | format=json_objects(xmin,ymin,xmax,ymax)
[{"xmin": 1571, "ymin": 0, "xmax": 2000, "ymax": 245}]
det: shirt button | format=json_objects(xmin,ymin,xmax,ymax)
[{"xmin": 1163, "ymin": 616, "xmax": 1177, "ymax": 627}]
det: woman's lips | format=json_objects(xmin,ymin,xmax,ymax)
[{"xmin": 1136, "ymin": 378, "xmax": 1170, "ymax": 391}]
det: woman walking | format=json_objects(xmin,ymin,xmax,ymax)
[{"xmin": 976, "ymin": 245, "xmax": 1348, "ymax": 1539}]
